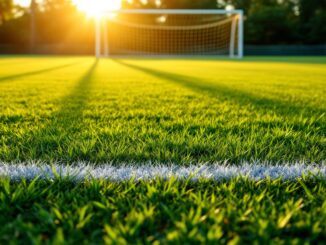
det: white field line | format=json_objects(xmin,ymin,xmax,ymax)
[{"xmin": 0, "ymin": 162, "xmax": 325, "ymax": 181}]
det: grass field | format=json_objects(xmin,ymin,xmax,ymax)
[
  {"xmin": 0, "ymin": 178, "xmax": 325, "ymax": 244},
  {"xmin": 0, "ymin": 56, "xmax": 325, "ymax": 243},
  {"xmin": 0, "ymin": 56, "xmax": 325, "ymax": 163}
]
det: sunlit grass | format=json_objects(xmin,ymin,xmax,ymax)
[
  {"xmin": 0, "ymin": 56, "xmax": 325, "ymax": 243},
  {"xmin": 0, "ymin": 56, "xmax": 325, "ymax": 164},
  {"xmin": 0, "ymin": 177, "xmax": 325, "ymax": 244}
]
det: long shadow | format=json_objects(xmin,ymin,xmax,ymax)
[
  {"xmin": 17, "ymin": 60, "xmax": 99, "ymax": 160},
  {"xmin": 0, "ymin": 61, "xmax": 83, "ymax": 83},
  {"xmin": 54, "ymin": 60, "xmax": 98, "ymax": 118},
  {"xmin": 113, "ymin": 60, "xmax": 325, "ymax": 118}
]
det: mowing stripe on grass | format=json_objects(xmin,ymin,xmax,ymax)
[{"xmin": 0, "ymin": 162, "xmax": 325, "ymax": 181}]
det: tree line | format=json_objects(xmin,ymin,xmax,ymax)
[
  {"xmin": 0, "ymin": 0, "xmax": 325, "ymax": 52},
  {"xmin": 124, "ymin": 0, "xmax": 325, "ymax": 44}
]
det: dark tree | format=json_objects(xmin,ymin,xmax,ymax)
[
  {"xmin": 298, "ymin": 0, "xmax": 326, "ymax": 43},
  {"xmin": 244, "ymin": 0, "xmax": 299, "ymax": 44},
  {"xmin": 0, "ymin": 0, "xmax": 14, "ymax": 24}
]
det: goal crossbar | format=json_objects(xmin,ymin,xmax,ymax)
[{"xmin": 95, "ymin": 9, "xmax": 244, "ymax": 58}]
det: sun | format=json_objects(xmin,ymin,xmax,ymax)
[
  {"xmin": 73, "ymin": 0, "xmax": 122, "ymax": 17},
  {"xmin": 14, "ymin": 0, "xmax": 122, "ymax": 17}
]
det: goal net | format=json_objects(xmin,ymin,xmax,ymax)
[{"xmin": 95, "ymin": 9, "xmax": 243, "ymax": 58}]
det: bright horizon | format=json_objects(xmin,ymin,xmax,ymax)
[
  {"xmin": 14, "ymin": 1, "xmax": 237, "ymax": 17},
  {"xmin": 15, "ymin": 0, "xmax": 122, "ymax": 16}
]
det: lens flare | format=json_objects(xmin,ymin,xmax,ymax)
[{"xmin": 73, "ymin": 0, "xmax": 122, "ymax": 17}]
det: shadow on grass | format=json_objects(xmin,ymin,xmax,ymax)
[
  {"xmin": 0, "ymin": 61, "xmax": 83, "ymax": 83},
  {"xmin": 56, "ymin": 60, "xmax": 98, "ymax": 118},
  {"xmin": 113, "ymin": 59, "xmax": 324, "ymax": 118},
  {"xmin": 16, "ymin": 60, "xmax": 99, "ymax": 161}
]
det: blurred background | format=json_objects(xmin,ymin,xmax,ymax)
[{"xmin": 0, "ymin": 0, "xmax": 325, "ymax": 56}]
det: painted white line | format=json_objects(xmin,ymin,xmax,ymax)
[{"xmin": 0, "ymin": 162, "xmax": 325, "ymax": 181}]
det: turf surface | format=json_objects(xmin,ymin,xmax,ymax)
[
  {"xmin": 0, "ymin": 178, "xmax": 325, "ymax": 244},
  {"xmin": 0, "ymin": 56, "xmax": 325, "ymax": 243},
  {"xmin": 0, "ymin": 56, "xmax": 325, "ymax": 164}
]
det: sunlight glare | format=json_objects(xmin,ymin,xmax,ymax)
[
  {"xmin": 73, "ymin": 0, "xmax": 122, "ymax": 17},
  {"xmin": 15, "ymin": 0, "xmax": 30, "ymax": 7}
]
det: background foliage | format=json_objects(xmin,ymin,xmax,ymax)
[{"xmin": 0, "ymin": 0, "xmax": 325, "ymax": 51}]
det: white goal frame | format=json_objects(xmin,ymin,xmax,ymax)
[{"xmin": 95, "ymin": 9, "xmax": 244, "ymax": 58}]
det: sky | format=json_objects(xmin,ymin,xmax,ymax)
[
  {"xmin": 14, "ymin": 0, "xmax": 233, "ymax": 16},
  {"xmin": 15, "ymin": 0, "xmax": 30, "ymax": 7},
  {"xmin": 14, "ymin": 0, "xmax": 123, "ymax": 16}
]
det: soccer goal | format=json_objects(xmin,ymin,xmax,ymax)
[{"xmin": 95, "ymin": 9, "xmax": 244, "ymax": 58}]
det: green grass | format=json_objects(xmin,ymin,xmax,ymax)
[
  {"xmin": 0, "ymin": 56, "xmax": 325, "ymax": 164},
  {"xmin": 0, "ymin": 56, "xmax": 325, "ymax": 243},
  {"xmin": 0, "ymin": 177, "xmax": 325, "ymax": 244}
]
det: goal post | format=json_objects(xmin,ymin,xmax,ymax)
[{"xmin": 95, "ymin": 9, "xmax": 244, "ymax": 58}]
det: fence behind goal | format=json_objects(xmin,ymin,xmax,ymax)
[{"xmin": 96, "ymin": 9, "xmax": 244, "ymax": 58}]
